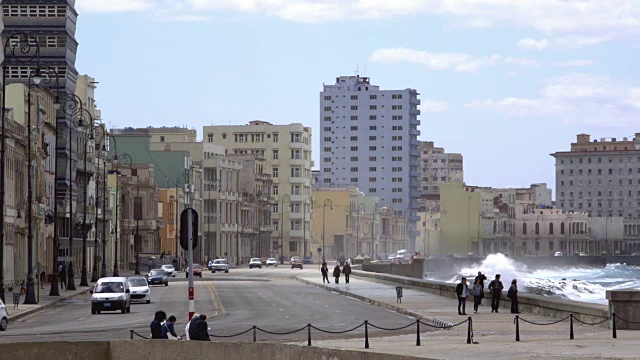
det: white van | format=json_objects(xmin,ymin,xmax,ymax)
[{"xmin": 91, "ymin": 277, "xmax": 131, "ymax": 315}]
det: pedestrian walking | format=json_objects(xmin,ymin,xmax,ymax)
[
  {"xmin": 343, "ymin": 262, "xmax": 352, "ymax": 284},
  {"xmin": 472, "ymin": 278, "xmax": 483, "ymax": 313},
  {"xmin": 508, "ymin": 279, "xmax": 520, "ymax": 314},
  {"xmin": 474, "ymin": 271, "xmax": 487, "ymax": 303},
  {"xmin": 161, "ymin": 315, "xmax": 181, "ymax": 339},
  {"xmin": 150, "ymin": 310, "xmax": 167, "ymax": 339},
  {"xmin": 185, "ymin": 313, "xmax": 200, "ymax": 340},
  {"xmin": 148, "ymin": 259, "xmax": 153, "ymax": 272},
  {"xmin": 189, "ymin": 314, "xmax": 210, "ymax": 341},
  {"xmin": 59, "ymin": 266, "xmax": 67, "ymax": 290},
  {"xmin": 332, "ymin": 264, "xmax": 341, "ymax": 284},
  {"xmin": 40, "ymin": 271, "xmax": 46, "ymax": 289},
  {"xmin": 320, "ymin": 262, "xmax": 329, "ymax": 284},
  {"xmin": 488, "ymin": 274, "xmax": 504, "ymax": 313},
  {"xmin": 455, "ymin": 277, "xmax": 469, "ymax": 315}
]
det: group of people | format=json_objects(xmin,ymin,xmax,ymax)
[
  {"xmin": 149, "ymin": 311, "xmax": 211, "ymax": 341},
  {"xmin": 456, "ymin": 271, "xmax": 520, "ymax": 315},
  {"xmin": 320, "ymin": 262, "xmax": 352, "ymax": 284}
]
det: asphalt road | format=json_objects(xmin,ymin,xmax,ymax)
[{"xmin": 0, "ymin": 264, "xmax": 418, "ymax": 343}]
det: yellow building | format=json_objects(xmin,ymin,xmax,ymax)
[
  {"xmin": 310, "ymin": 188, "xmax": 354, "ymax": 261},
  {"xmin": 439, "ymin": 183, "xmax": 481, "ymax": 255},
  {"xmin": 158, "ymin": 188, "xmax": 179, "ymax": 256},
  {"xmin": 415, "ymin": 211, "xmax": 441, "ymax": 256}
]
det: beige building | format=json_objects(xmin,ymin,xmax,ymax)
[
  {"xmin": 204, "ymin": 121, "xmax": 313, "ymax": 261},
  {"xmin": 418, "ymin": 141, "xmax": 463, "ymax": 210}
]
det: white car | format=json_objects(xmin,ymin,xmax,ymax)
[
  {"xmin": 579, "ymin": 252, "xmax": 588, "ymax": 256},
  {"xmin": 209, "ymin": 259, "xmax": 229, "ymax": 273},
  {"xmin": 266, "ymin": 258, "xmax": 277, "ymax": 267},
  {"xmin": 91, "ymin": 277, "xmax": 132, "ymax": 314},
  {"xmin": 554, "ymin": 251, "xmax": 564, "ymax": 257},
  {"xmin": 0, "ymin": 298, "xmax": 8, "ymax": 331},
  {"xmin": 249, "ymin": 258, "xmax": 262, "ymax": 269},
  {"xmin": 127, "ymin": 277, "xmax": 151, "ymax": 304},
  {"xmin": 160, "ymin": 264, "xmax": 176, "ymax": 277},
  {"xmin": 290, "ymin": 256, "xmax": 300, "ymax": 264}
]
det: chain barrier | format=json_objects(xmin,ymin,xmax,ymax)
[
  {"xmin": 615, "ymin": 314, "xmax": 640, "ymax": 324},
  {"xmin": 518, "ymin": 315, "xmax": 570, "ymax": 326},
  {"xmin": 368, "ymin": 320, "xmax": 417, "ymax": 331},
  {"xmin": 419, "ymin": 318, "xmax": 469, "ymax": 329},
  {"xmin": 256, "ymin": 325, "xmax": 308, "ymax": 336},
  {"xmin": 129, "ymin": 330, "xmax": 149, "ymax": 340},
  {"xmin": 209, "ymin": 327, "xmax": 254, "ymax": 338},
  {"xmin": 573, "ymin": 315, "xmax": 611, "ymax": 326},
  {"xmin": 310, "ymin": 322, "xmax": 364, "ymax": 334}
]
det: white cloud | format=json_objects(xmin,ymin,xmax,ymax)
[
  {"xmin": 517, "ymin": 38, "xmax": 549, "ymax": 50},
  {"xmin": 466, "ymin": 73, "xmax": 640, "ymax": 127},
  {"xmin": 420, "ymin": 100, "xmax": 450, "ymax": 113},
  {"xmin": 552, "ymin": 60, "xmax": 595, "ymax": 67},
  {"xmin": 369, "ymin": 48, "xmax": 540, "ymax": 73},
  {"xmin": 76, "ymin": 0, "xmax": 153, "ymax": 13}
]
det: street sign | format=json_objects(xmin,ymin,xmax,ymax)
[
  {"xmin": 317, "ymin": 247, "xmax": 322, "ymax": 253},
  {"xmin": 180, "ymin": 208, "xmax": 198, "ymax": 250}
]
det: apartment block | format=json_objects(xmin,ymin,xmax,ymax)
[
  {"xmin": 204, "ymin": 121, "xmax": 313, "ymax": 261},
  {"xmin": 418, "ymin": 141, "xmax": 463, "ymax": 210},
  {"xmin": 552, "ymin": 133, "xmax": 640, "ymax": 253},
  {"xmin": 319, "ymin": 76, "xmax": 421, "ymax": 251}
]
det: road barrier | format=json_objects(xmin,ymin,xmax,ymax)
[
  {"xmin": 515, "ymin": 312, "xmax": 627, "ymax": 341},
  {"xmin": 129, "ymin": 317, "xmax": 472, "ymax": 348}
]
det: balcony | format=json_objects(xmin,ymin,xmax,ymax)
[
  {"xmin": 409, "ymin": 180, "xmax": 420, "ymax": 188},
  {"xmin": 289, "ymin": 158, "xmax": 309, "ymax": 166},
  {"xmin": 409, "ymin": 170, "xmax": 420, "ymax": 177},
  {"xmin": 409, "ymin": 118, "xmax": 419, "ymax": 126},
  {"xmin": 222, "ymin": 223, "xmax": 238, "ymax": 232},
  {"xmin": 288, "ymin": 229, "xmax": 305, "ymax": 238},
  {"xmin": 260, "ymin": 225, "xmax": 275, "ymax": 232},
  {"xmin": 410, "ymin": 129, "xmax": 420, "ymax": 136},
  {"xmin": 409, "ymin": 97, "xmax": 420, "ymax": 105},
  {"xmin": 409, "ymin": 108, "xmax": 421, "ymax": 116},
  {"xmin": 157, "ymin": 218, "xmax": 164, "ymax": 229}
]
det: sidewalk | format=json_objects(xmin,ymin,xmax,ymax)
[
  {"xmin": 295, "ymin": 272, "xmax": 639, "ymax": 359},
  {"xmin": 5, "ymin": 270, "xmax": 138, "ymax": 322}
]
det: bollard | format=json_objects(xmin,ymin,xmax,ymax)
[
  {"xmin": 364, "ymin": 320, "xmax": 370, "ymax": 349},
  {"xmin": 129, "ymin": 329, "xmax": 134, "ymax": 340},
  {"xmin": 570, "ymin": 314, "xmax": 574, "ymax": 340},
  {"xmin": 515, "ymin": 316, "xmax": 520, "ymax": 342},
  {"xmin": 253, "ymin": 325, "xmax": 257, "ymax": 343},
  {"xmin": 416, "ymin": 319, "xmax": 421, "ymax": 346},
  {"xmin": 307, "ymin": 324, "xmax": 311, "ymax": 346},
  {"xmin": 612, "ymin": 313, "xmax": 617, "ymax": 339},
  {"xmin": 466, "ymin": 317, "xmax": 472, "ymax": 344}
]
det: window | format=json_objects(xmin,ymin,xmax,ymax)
[
  {"xmin": 324, "ymin": 95, "xmax": 331, "ymax": 100},
  {"xmin": 392, "ymin": 156, "xmax": 403, "ymax": 161},
  {"xmin": 369, "ymin": 188, "xmax": 377, "ymax": 193},
  {"xmin": 369, "ymin": 126, "xmax": 377, "ymax": 130},
  {"xmin": 549, "ymin": 223, "xmax": 554, "ymax": 235},
  {"xmin": 291, "ymin": 149, "xmax": 301, "ymax": 159},
  {"xmin": 392, "ymin": 115, "xmax": 403, "ymax": 120},
  {"xmin": 392, "ymin": 105, "xmax": 403, "ymax": 110},
  {"xmin": 350, "ymin": 136, "xmax": 358, "ymax": 141},
  {"xmin": 350, "ymin": 105, "xmax": 358, "ymax": 110},
  {"xmin": 369, "ymin": 157, "xmax": 377, "ymax": 161},
  {"xmin": 350, "ymin": 177, "xmax": 358, "ymax": 183},
  {"xmin": 535, "ymin": 222, "xmax": 540, "ymax": 235},
  {"xmin": 350, "ymin": 115, "xmax": 358, "ymax": 121},
  {"xmin": 272, "ymin": 168, "xmax": 279, "ymax": 178},
  {"xmin": 523, "ymin": 223, "xmax": 527, "ymax": 235},
  {"xmin": 273, "ymin": 133, "xmax": 279, "ymax": 142},
  {"xmin": 324, "ymin": 106, "xmax": 331, "ymax": 111},
  {"xmin": 560, "ymin": 223, "xmax": 565, "ymax": 235},
  {"xmin": 392, "ymin": 94, "xmax": 403, "ymax": 99},
  {"xmin": 350, "ymin": 157, "xmax": 358, "ymax": 161},
  {"xmin": 369, "ymin": 136, "xmax": 377, "ymax": 141},
  {"xmin": 273, "ymin": 205, "xmax": 279, "ymax": 214},
  {"xmin": 370, "ymin": 95, "xmax": 377, "ymax": 100},
  {"xmin": 370, "ymin": 105, "xmax": 377, "ymax": 110},
  {"xmin": 369, "ymin": 167, "xmax": 376, "ymax": 171},
  {"xmin": 272, "ymin": 185, "xmax": 279, "ymax": 195},
  {"xmin": 324, "ymin": 116, "xmax": 331, "ymax": 122},
  {"xmin": 323, "ymin": 168, "xmax": 331, "ymax": 173},
  {"xmin": 392, "ymin": 126, "xmax": 403, "ymax": 130},
  {"xmin": 290, "ymin": 167, "xmax": 301, "ymax": 177},
  {"xmin": 351, "ymin": 167, "xmax": 358, "ymax": 172},
  {"xmin": 350, "ymin": 146, "xmax": 358, "ymax": 151},
  {"xmin": 369, "ymin": 177, "xmax": 377, "ymax": 182},
  {"xmin": 350, "ymin": 95, "xmax": 358, "ymax": 100},
  {"xmin": 323, "ymin": 147, "xmax": 332, "ymax": 152},
  {"xmin": 207, "ymin": 134, "xmax": 213, "ymax": 142},
  {"xmin": 369, "ymin": 146, "xmax": 376, "ymax": 151},
  {"xmin": 289, "ymin": 241, "xmax": 298, "ymax": 253},
  {"xmin": 323, "ymin": 127, "xmax": 331, "ymax": 132},
  {"xmin": 392, "ymin": 146, "xmax": 403, "ymax": 151},
  {"xmin": 350, "ymin": 126, "xmax": 358, "ymax": 131},
  {"xmin": 369, "ymin": 115, "xmax": 377, "ymax": 120},
  {"xmin": 323, "ymin": 137, "xmax": 332, "ymax": 142},
  {"xmin": 291, "ymin": 133, "xmax": 301, "ymax": 143},
  {"xmin": 160, "ymin": 136, "xmax": 165, "ymax": 142},
  {"xmin": 392, "ymin": 136, "xmax": 403, "ymax": 141}
]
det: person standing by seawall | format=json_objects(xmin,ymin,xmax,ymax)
[
  {"xmin": 472, "ymin": 278, "xmax": 483, "ymax": 313},
  {"xmin": 508, "ymin": 279, "xmax": 520, "ymax": 314},
  {"xmin": 474, "ymin": 271, "xmax": 487, "ymax": 303},
  {"xmin": 321, "ymin": 262, "xmax": 329, "ymax": 284},
  {"xmin": 343, "ymin": 262, "xmax": 352, "ymax": 284},
  {"xmin": 488, "ymin": 274, "xmax": 504, "ymax": 313},
  {"xmin": 455, "ymin": 277, "xmax": 469, "ymax": 315},
  {"xmin": 333, "ymin": 264, "xmax": 341, "ymax": 284}
]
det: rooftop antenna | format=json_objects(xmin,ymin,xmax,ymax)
[{"xmin": 363, "ymin": 62, "xmax": 367, "ymax": 77}]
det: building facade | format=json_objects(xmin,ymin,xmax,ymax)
[
  {"xmin": 318, "ymin": 76, "xmax": 421, "ymax": 250},
  {"xmin": 204, "ymin": 121, "xmax": 313, "ymax": 261},
  {"xmin": 552, "ymin": 133, "xmax": 640, "ymax": 253},
  {"xmin": 418, "ymin": 141, "xmax": 463, "ymax": 209}
]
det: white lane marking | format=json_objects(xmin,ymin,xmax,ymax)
[
  {"xmin": 324, "ymin": 305, "xmax": 329, "ymax": 308},
  {"xmin": 279, "ymin": 309, "xmax": 284, "ymax": 312},
  {"xmin": 337, "ymin": 310, "xmax": 341, "ymax": 313}
]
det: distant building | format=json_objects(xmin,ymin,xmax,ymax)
[{"xmin": 418, "ymin": 141, "xmax": 463, "ymax": 210}]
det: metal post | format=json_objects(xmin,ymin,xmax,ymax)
[
  {"xmin": 23, "ymin": 90, "xmax": 37, "ymax": 303},
  {"xmin": 416, "ymin": 319, "xmax": 421, "ymax": 346},
  {"xmin": 67, "ymin": 113, "xmax": 76, "ymax": 291},
  {"xmin": 187, "ymin": 182, "xmax": 195, "ymax": 320},
  {"xmin": 79, "ymin": 125, "xmax": 90, "ymax": 287},
  {"xmin": 364, "ymin": 320, "xmax": 369, "ymax": 349},
  {"xmin": 113, "ymin": 152, "xmax": 119, "ymax": 277},
  {"xmin": 91, "ymin": 130, "xmax": 100, "ymax": 283},
  {"xmin": 49, "ymin": 102, "xmax": 61, "ymax": 297},
  {"xmin": 569, "ymin": 313, "xmax": 574, "ymax": 340},
  {"xmin": 129, "ymin": 329, "xmax": 134, "ymax": 340},
  {"xmin": 134, "ymin": 176, "xmax": 140, "ymax": 275},
  {"xmin": 307, "ymin": 323, "xmax": 311, "ymax": 346},
  {"xmin": 515, "ymin": 315, "xmax": 520, "ymax": 341},
  {"xmin": 175, "ymin": 183, "xmax": 180, "ymax": 270},
  {"xmin": 100, "ymin": 152, "xmax": 107, "ymax": 278},
  {"xmin": 0, "ymin": 50, "xmax": 6, "ymax": 304},
  {"xmin": 467, "ymin": 317, "xmax": 472, "ymax": 344},
  {"xmin": 253, "ymin": 325, "xmax": 257, "ymax": 343},
  {"xmin": 612, "ymin": 313, "xmax": 617, "ymax": 339}
]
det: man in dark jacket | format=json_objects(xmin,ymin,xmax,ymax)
[
  {"xmin": 488, "ymin": 274, "xmax": 504, "ymax": 313},
  {"xmin": 343, "ymin": 263, "xmax": 352, "ymax": 284},
  {"xmin": 474, "ymin": 271, "xmax": 487, "ymax": 301},
  {"xmin": 150, "ymin": 310, "xmax": 167, "ymax": 339},
  {"xmin": 320, "ymin": 262, "xmax": 329, "ymax": 283},
  {"xmin": 332, "ymin": 264, "xmax": 341, "ymax": 284},
  {"xmin": 189, "ymin": 314, "xmax": 211, "ymax": 341},
  {"xmin": 455, "ymin": 277, "xmax": 469, "ymax": 315}
]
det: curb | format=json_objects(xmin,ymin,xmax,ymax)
[
  {"xmin": 293, "ymin": 276, "xmax": 435, "ymax": 324},
  {"xmin": 8, "ymin": 288, "xmax": 92, "ymax": 322}
]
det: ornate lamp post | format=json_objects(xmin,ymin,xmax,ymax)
[
  {"xmin": 111, "ymin": 152, "xmax": 132, "ymax": 276},
  {"xmin": 92, "ymin": 123, "xmax": 107, "ymax": 282},
  {"xmin": 322, "ymin": 199, "xmax": 333, "ymax": 263},
  {"xmin": 279, "ymin": 194, "xmax": 290, "ymax": 264},
  {"xmin": 77, "ymin": 109, "xmax": 94, "ymax": 287}
]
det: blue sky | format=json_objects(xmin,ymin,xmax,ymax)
[{"xmin": 75, "ymin": 1, "xmax": 640, "ymax": 196}]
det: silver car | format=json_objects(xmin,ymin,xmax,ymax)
[
  {"xmin": 209, "ymin": 259, "xmax": 229, "ymax": 273},
  {"xmin": 127, "ymin": 277, "xmax": 151, "ymax": 304},
  {"xmin": 161, "ymin": 264, "xmax": 176, "ymax": 277},
  {"xmin": 0, "ymin": 298, "xmax": 8, "ymax": 331}
]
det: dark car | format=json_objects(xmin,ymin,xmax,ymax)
[
  {"xmin": 291, "ymin": 260, "xmax": 303, "ymax": 269},
  {"xmin": 146, "ymin": 269, "xmax": 168, "ymax": 286},
  {"xmin": 302, "ymin": 256, "xmax": 314, "ymax": 264},
  {"xmin": 187, "ymin": 264, "xmax": 203, "ymax": 278}
]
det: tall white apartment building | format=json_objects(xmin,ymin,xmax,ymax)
[
  {"xmin": 319, "ymin": 76, "xmax": 421, "ymax": 248},
  {"xmin": 204, "ymin": 121, "xmax": 313, "ymax": 260}
]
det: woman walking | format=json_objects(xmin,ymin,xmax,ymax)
[
  {"xmin": 332, "ymin": 264, "xmax": 341, "ymax": 284},
  {"xmin": 321, "ymin": 262, "xmax": 329, "ymax": 284},
  {"xmin": 508, "ymin": 279, "xmax": 520, "ymax": 314},
  {"xmin": 472, "ymin": 278, "xmax": 483, "ymax": 313}
]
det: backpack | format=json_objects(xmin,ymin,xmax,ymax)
[{"xmin": 507, "ymin": 287, "xmax": 514, "ymax": 299}]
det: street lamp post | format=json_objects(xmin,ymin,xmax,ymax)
[
  {"xmin": 322, "ymin": 199, "xmax": 333, "ymax": 263},
  {"xmin": 78, "ymin": 109, "xmax": 94, "ymax": 287},
  {"xmin": 134, "ymin": 176, "xmax": 141, "ymax": 275},
  {"xmin": 110, "ymin": 150, "xmax": 132, "ymax": 277},
  {"xmin": 279, "ymin": 194, "xmax": 290, "ymax": 264},
  {"xmin": 92, "ymin": 122, "xmax": 107, "ymax": 282},
  {"xmin": 176, "ymin": 170, "xmax": 189, "ymax": 268},
  {"xmin": 372, "ymin": 203, "xmax": 380, "ymax": 259},
  {"xmin": 356, "ymin": 203, "xmax": 365, "ymax": 257}
]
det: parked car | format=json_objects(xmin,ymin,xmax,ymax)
[
  {"xmin": 91, "ymin": 277, "xmax": 131, "ymax": 314},
  {"xmin": 554, "ymin": 251, "xmax": 564, "ymax": 257},
  {"xmin": 291, "ymin": 259, "xmax": 303, "ymax": 269},
  {"xmin": 0, "ymin": 298, "xmax": 8, "ymax": 331},
  {"xmin": 249, "ymin": 258, "xmax": 262, "ymax": 269},
  {"xmin": 160, "ymin": 264, "xmax": 176, "ymax": 277},
  {"xmin": 290, "ymin": 256, "xmax": 301, "ymax": 264},
  {"xmin": 631, "ymin": 253, "xmax": 640, "ymax": 256},
  {"xmin": 127, "ymin": 276, "xmax": 151, "ymax": 304},
  {"xmin": 187, "ymin": 264, "xmax": 203, "ymax": 278},
  {"xmin": 579, "ymin": 252, "xmax": 588, "ymax": 256},
  {"xmin": 209, "ymin": 259, "xmax": 229, "ymax": 273},
  {"xmin": 266, "ymin": 258, "xmax": 277, "ymax": 267},
  {"xmin": 302, "ymin": 256, "xmax": 314, "ymax": 264},
  {"xmin": 147, "ymin": 269, "xmax": 169, "ymax": 286}
]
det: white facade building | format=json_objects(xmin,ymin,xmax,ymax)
[{"xmin": 319, "ymin": 76, "xmax": 421, "ymax": 248}]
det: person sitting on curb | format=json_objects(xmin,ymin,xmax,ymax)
[{"xmin": 161, "ymin": 315, "xmax": 182, "ymax": 340}]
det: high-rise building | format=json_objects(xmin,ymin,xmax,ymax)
[
  {"xmin": 418, "ymin": 141, "xmax": 463, "ymax": 210},
  {"xmin": 319, "ymin": 76, "xmax": 421, "ymax": 250},
  {"xmin": 204, "ymin": 121, "xmax": 313, "ymax": 261}
]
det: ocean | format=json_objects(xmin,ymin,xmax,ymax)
[{"xmin": 433, "ymin": 253, "xmax": 640, "ymax": 305}]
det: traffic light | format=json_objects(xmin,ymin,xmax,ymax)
[{"xmin": 179, "ymin": 208, "xmax": 198, "ymax": 250}]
